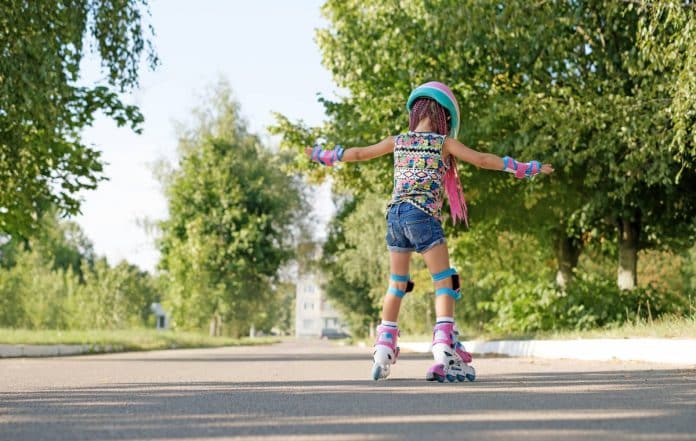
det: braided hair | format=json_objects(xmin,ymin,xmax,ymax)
[
  {"xmin": 407, "ymin": 96, "xmax": 468, "ymax": 226},
  {"xmin": 408, "ymin": 98, "xmax": 451, "ymax": 136}
]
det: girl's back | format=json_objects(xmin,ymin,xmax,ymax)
[{"xmin": 390, "ymin": 131, "xmax": 449, "ymax": 220}]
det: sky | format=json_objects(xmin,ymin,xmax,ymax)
[{"xmin": 76, "ymin": 0, "xmax": 336, "ymax": 272}]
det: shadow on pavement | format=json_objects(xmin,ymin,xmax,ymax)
[{"xmin": 1, "ymin": 369, "xmax": 694, "ymax": 441}]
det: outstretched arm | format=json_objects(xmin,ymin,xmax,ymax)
[
  {"xmin": 305, "ymin": 136, "xmax": 395, "ymax": 166},
  {"xmin": 443, "ymin": 138, "xmax": 554, "ymax": 177},
  {"xmin": 342, "ymin": 136, "xmax": 395, "ymax": 162}
]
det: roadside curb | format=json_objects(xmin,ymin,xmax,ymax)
[
  {"xmin": 400, "ymin": 338, "xmax": 696, "ymax": 366},
  {"xmin": 0, "ymin": 344, "xmax": 115, "ymax": 358}
]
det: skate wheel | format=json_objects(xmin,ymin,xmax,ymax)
[
  {"xmin": 446, "ymin": 374, "xmax": 456, "ymax": 383},
  {"xmin": 465, "ymin": 365, "xmax": 476, "ymax": 382},
  {"xmin": 426, "ymin": 372, "xmax": 445, "ymax": 383},
  {"xmin": 456, "ymin": 374, "xmax": 466, "ymax": 382},
  {"xmin": 372, "ymin": 364, "xmax": 382, "ymax": 381},
  {"xmin": 426, "ymin": 363, "xmax": 447, "ymax": 383}
]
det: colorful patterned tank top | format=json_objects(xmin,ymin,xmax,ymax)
[{"xmin": 388, "ymin": 132, "xmax": 449, "ymax": 220}]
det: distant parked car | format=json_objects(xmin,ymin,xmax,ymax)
[{"xmin": 321, "ymin": 328, "xmax": 350, "ymax": 340}]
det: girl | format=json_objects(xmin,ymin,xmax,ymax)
[{"xmin": 306, "ymin": 81, "xmax": 553, "ymax": 382}]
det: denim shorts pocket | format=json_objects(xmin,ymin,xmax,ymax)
[{"xmin": 404, "ymin": 218, "xmax": 433, "ymax": 247}]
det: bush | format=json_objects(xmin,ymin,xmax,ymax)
[
  {"xmin": 477, "ymin": 270, "xmax": 686, "ymax": 334},
  {"xmin": 0, "ymin": 248, "xmax": 159, "ymax": 330},
  {"xmin": 0, "ymin": 249, "xmax": 77, "ymax": 329}
]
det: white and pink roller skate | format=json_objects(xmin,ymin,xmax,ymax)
[
  {"xmin": 425, "ymin": 322, "xmax": 476, "ymax": 383},
  {"xmin": 372, "ymin": 324, "xmax": 400, "ymax": 380}
]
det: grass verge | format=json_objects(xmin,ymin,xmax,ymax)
[
  {"xmin": 381, "ymin": 315, "xmax": 696, "ymax": 343},
  {"xmin": 0, "ymin": 328, "xmax": 279, "ymax": 353},
  {"xmin": 536, "ymin": 314, "xmax": 696, "ymax": 340}
]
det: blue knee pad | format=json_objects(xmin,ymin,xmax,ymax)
[
  {"xmin": 432, "ymin": 268, "xmax": 461, "ymax": 300},
  {"xmin": 387, "ymin": 274, "xmax": 415, "ymax": 298}
]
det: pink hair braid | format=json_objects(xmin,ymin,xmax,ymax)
[{"xmin": 407, "ymin": 98, "xmax": 468, "ymax": 225}]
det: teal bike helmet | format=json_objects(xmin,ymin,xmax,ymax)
[{"xmin": 406, "ymin": 81, "xmax": 461, "ymax": 138}]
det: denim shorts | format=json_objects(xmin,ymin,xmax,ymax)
[{"xmin": 385, "ymin": 202, "xmax": 446, "ymax": 253}]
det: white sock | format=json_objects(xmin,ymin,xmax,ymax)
[
  {"xmin": 381, "ymin": 320, "xmax": 398, "ymax": 328},
  {"xmin": 436, "ymin": 316, "xmax": 454, "ymax": 324}
]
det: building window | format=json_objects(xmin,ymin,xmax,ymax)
[{"xmin": 304, "ymin": 302, "xmax": 314, "ymax": 311}]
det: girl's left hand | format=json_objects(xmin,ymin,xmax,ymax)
[{"xmin": 540, "ymin": 163, "xmax": 554, "ymax": 175}]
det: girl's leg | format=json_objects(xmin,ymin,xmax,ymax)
[
  {"xmin": 422, "ymin": 243, "xmax": 475, "ymax": 382},
  {"xmin": 381, "ymin": 251, "xmax": 412, "ymax": 322},
  {"xmin": 372, "ymin": 251, "xmax": 411, "ymax": 380},
  {"xmin": 422, "ymin": 243, "xmax": 454, "ymax": 318}
]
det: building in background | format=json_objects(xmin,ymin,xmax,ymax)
[{"xmin": 295, "ymin": 271, "xmax": 347, "ymax": 338}]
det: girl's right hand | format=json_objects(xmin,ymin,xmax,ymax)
[{"xmin": 306, "ymin": 143, "xmax": 344, "ymax": 167}]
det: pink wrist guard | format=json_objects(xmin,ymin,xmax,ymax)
[
  {"xmin": 502, "ymin": 156, "xmax": 542, "ymax": 179},
  {"xmin": 311, "ymin": 143, "xmax": 344, "ymax": 167}
]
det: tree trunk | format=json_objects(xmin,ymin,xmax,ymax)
[
  {"xmin": 209, "ymin": 316, "xmax": 216, "ymax": 337},
  {"xmin": 209, "ymin": 314, "xmax": 222, "ymax": 337},
  {"xmin": 554, "ymin": 234, "xmax": 581, "ymax": 288},
  {"xmin": 617, "ymin": 215, "xmax": 640, "ymax": 290}
]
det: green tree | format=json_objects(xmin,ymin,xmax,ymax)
[
  {"xmin": 0, "ymin": 262, "xmax": 23, "ymax": 327},
  {"xmin": 683, "ymin": 245, "xmax": 696, "ymax": 308},
  {"xmin": 158, "ymin": 82, "xmax": 307, "ymax": 336},
  {"xmin": 271, "ymin": 1, "xmax": 586, "ymax": 286},
  {"xmin": 320, "ymin": 195, "xmax": 386, "ymax": 336},
  {"xmin": 0, "ymin": 0, "xmax": 158, "ymax": 236},
  {"xmin": 266, "ymin": 280, "xmax": 296, "ymax": 335},
  {"xmin": 503, "ymin": 1, "xmax": 696, "ymax": 289},
  {"xmin": 68, "ymin": 258, "xmax": 158, "ymax": 329},
  {"xmin": 0, "ymin": 209, "xmax": 95, "ymax": 280},
  {"xmin": 0, "ymin": 216, "xmax": 159, "ymax": 330},
  {"xmin": 636, "ymin": 0, "xmax": 696, "ymax": 174},
  {"xmin": 274, "ymin": 0, "xmax": 696, "ymax": 292},
  {"xmin": 0, "ymin": 247, "xmax": 79, "ymax": 329}
]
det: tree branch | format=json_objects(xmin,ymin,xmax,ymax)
[{"xmin": 619, "ymin": 0, "xmax": 695, "ymax": 10}]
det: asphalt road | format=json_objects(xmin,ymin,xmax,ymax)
[{"xmin": 1, "ymin": 340, "xmax": 694, "ymax": 441}]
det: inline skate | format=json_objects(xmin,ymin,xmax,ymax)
[
  {"xmin": 425, "ymin": 321, "xmax": 476, "ymax": 383},
  {"xmin": 372, "ymin": 324, "xmax": 400, "ymax": 380}
]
